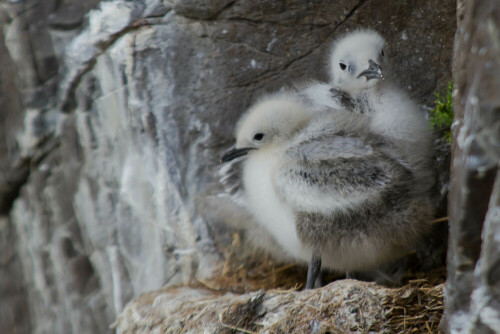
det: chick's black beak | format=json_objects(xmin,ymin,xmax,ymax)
[
  {"xmin": 221, "ymin": 147, "xmax": 255, "ymax": 163},
  {"xmin": 356, "ymin": 59, "xmax": 384, "ymax": 81}
]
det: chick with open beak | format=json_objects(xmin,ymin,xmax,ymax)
[{"xmin": 357, "ymin": 59, "xmax": 384, "ymax": 81}]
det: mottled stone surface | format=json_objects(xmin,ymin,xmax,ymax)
[
  {"xmin": 445, "ymin": 1, "xmax": 500, "ymax": 333},
  {"xmin": 115, "ymin": 280, "xmax": 390, "ymax": 334},
  {"xmin": 0, "ymin": 0, "xmax": 455, "ymax": 333},
  {"xmin": 0, "ymin": 12, "xmax": 31, "ymax": 334},
  {"xmin": 114, "ymin": 278, "xmax": 445, "ymax": 334}
]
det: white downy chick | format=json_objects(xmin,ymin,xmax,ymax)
[
  {"xmin": 221, "ymin": 92, "xmax": 315, "ymax": 263},
  {"xmin": 327, "ymin": 29, "xmax": 434, "ymax": 186},
  {"xmin": 222, "ymin": 94, "xmax": 433, "ymax": 289}
]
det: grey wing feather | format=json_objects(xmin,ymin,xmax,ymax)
[
  {"xmin": 275, "ymin": 134, "xmax": 409, "ymax": 213},
  {"xmin": 217, "ymin": 157, "xmax": 247, "ymax": 207},
  {"xmin": 287, "ymin": 135, "xmax": 374, "ymax": 163},
  {"xmin": 196, "ymin": 155, "xmax": 250, "ymax": 230}
]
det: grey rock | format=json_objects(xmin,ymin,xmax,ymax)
[
  {"xmin": 172, "ymin": 0, "xmax": 233, "ymax": 20},
  {"xmin": 48, "ymin": 1, "xmax": 100, "ymax": 30},
  {"xmin": 0, "ymin": 29, "xmax": 30, "ymax": 334},
  {"xmin": 0, "ymin": 217, "xmax": 31, "ymax": 334},
  {"xmin": 444, "ymin": 1, "xmax": 500, "ymax": 333},
  {"xmin": 115, "ymin": 280, "xmax": 391, "ymax": 333}
]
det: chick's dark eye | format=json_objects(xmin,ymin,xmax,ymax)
[
  {"xmin": 253, "ymin": 133, "xmax": 264, "ymax": 141},
  {"xmin": 339, "ymin": 62, "xmax": 347, "ymax": 70},
  {"xmin": 381, "ymin": 49, "xmax": 385, "ymax": 56}
]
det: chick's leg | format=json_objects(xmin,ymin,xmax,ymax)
[{"xmin": 305, "ymin": 251, "xmax": 322, "ymax": 290}]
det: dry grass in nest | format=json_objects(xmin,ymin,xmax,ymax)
[
  {"xmin": 197, "ymin": 252, "xmax": 308, "ymax": 294},
  {"xmin": 197, "ymin": 232, "xmax": 310, "ymax": 293},
  {"xmin": 382, "ymin": 270, "xmax": 445, "ymax": 333},
  {"xmin": 196, "ymin": 232, "xmax": 446, "ymax": 333}
]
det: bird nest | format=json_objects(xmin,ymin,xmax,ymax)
[
  {"xmin": 383, "ymin": 277, "xmax": 444, "ymax": 333},
  {"xmin": 195, "ymin": 233, "xmax": 445, "ymax": 333},
  {"xmin": 115, "ymin": 241, "xmax": 445, "ymax": 333}
]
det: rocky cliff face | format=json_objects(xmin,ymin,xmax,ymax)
[
  {"xmin": 445, "ymin": 1, "xmax": 500, "ymax": 333},
  {"xmin": 0, "ymin": 1, "xmax": 456, "ymax": 333}
]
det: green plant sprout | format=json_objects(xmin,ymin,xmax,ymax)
[{"xmin": 429, "ymin": 81, "xmax": 454, "ymax": 143}]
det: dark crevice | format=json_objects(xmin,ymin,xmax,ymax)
[
  {"xmin": 213, "ymin": 0, "xmax": 237, "ymax": 20},
  {"xmin": 48, "ymin": 20, "xmax": 85, "ymax": 31},
  {"xmin": 172, "ymin": 1, "xmax": 235, "ymax": 21},
  {"xmin": 145, "ymin": 8, "xmax": 173, "ymax": 19},
  {"xmin": 53, "ymin": 0, "xmax": 63, "ymax": 12},
  {"xmin": 222, "ymin": 0, "xmax": 368, "ymax": 28},
  {"xmin": 284, "ymin": 0, "xmax": 368, "ymax": 66},
  {"xmin": 224, "ymin": 16, "xmax": 332, "ymax": 28},
  {"xmin": 0, "ymin": 160, "xmax": 30, "ymax": 215},
  {"xmin": 218, "ymin": 0, "xmax": 370, "ymax": 89},
  {"xmin": 0, "ymin": 135, "xmax": 60, "ymax": 215},
  {"xmin": 27, "ymin": 22, "xmax": 43, "ymax": 87},
  {"xmin": 59, "ymin": 58, "xmax": 96, "ymax": 112},
  {"xmin": 341, "ymin": 0, "xmax": 369, "ymax": 26}
]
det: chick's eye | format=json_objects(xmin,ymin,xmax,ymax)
[
  {"xmin": 339, "ymin": 62, "xmax": 347, "ymax": 71},
  {"xmin": 253, "ymin": 133, "xmax": 264, "ymax": 141},
  {"xmin": 381, "ymin": 49, "xmax": 385, "ymax": 56}
]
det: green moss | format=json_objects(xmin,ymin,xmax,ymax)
[{"xmin": 429, "ymin": 81, "xmax": 454, "ymax": 143}]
